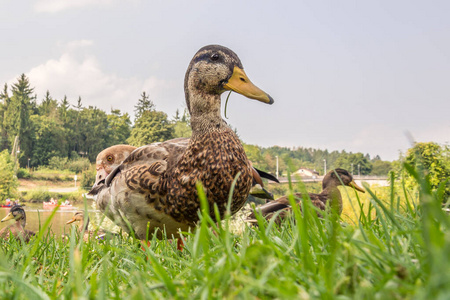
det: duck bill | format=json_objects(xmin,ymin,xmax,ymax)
[
  {"xmin": 1, "ymin": 213, "xmax": 14, "ymax": 222},
  {"xmin": 95, "ymin": 166, "xmax": 108, "ymax": 186},
  {"xmin": 66, "ymin": 218, "xmax": 77, "ymax": 225},
  {"xmin": 224, "ymin": 66, "xmax": 274, "ymax": 104},
  {"xmin": 349, "ymin": 180, "xmax": 365, "ymax": 193}
]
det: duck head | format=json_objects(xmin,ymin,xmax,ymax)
[
  {"xmin": 66, "ymin": 211, "xmax": 90, "ymax": 231},
  {"xmin": 184, "ymin": 45, "xmax": 273, "ymax": 133},
  {"xmin": 1, "ymin": 205, "xmax": 26, "ymax": 227},
  {"xmin": 94, "ymin": 145, "xmax": 137, "ymax": 185},
  {"xmin": 323, "ymin": 168, "xmax": 365, "ymax": 193}
]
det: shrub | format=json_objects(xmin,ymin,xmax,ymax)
[
  {"xmin": 16, "ymin": 168, "xmax": 31, "ymax": 179},
  {"xmin": 67, "ymin": 158, "xmax": 91, "ymax": 173},
  {"xmin": 0, "ymin": 150, "xmax": 18, "ymax": 199},
  {"xmin": 80, "ymin": 166, "xmax": 96, "ymax": 190},
  {"xmin": 48, "ymin": 156, "xmax": 68, "ymax": 170}
]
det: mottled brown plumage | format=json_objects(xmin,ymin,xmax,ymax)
[
  {"xmin": 66, "ymin": 211, "xmax": 108, "ymax": 241},
  {"xmin": 90, "ymin": 45, "xmax": 274, "ymax": 239},
  {"xmin": 90, "ymin": 141, "xmax": 278, "ymax": 236},
  {"xmin": 247, "ymin": 169, "xmax": 365, "ymax": 224},
  {"xmin": 0, "ymin": 205, "xmax": 35, "ymax": 242}
]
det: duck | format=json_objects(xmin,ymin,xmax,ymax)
[
  {"xmin": 246, "ymin": 168, "xmax": 365, "ymax": 224},
  {"xmin": 0, "ymin": 205, "xmax": 35, "ymax": 242},
  {"xmin": 90, "ymin": 143, "xmax": 278, "ymax": 237},
  {"xmin": 89, "ymin": 45, "xmax": 274, "ymax": 240},
  {"xmin": 66, "ymin": 211, "xmax": 114, "ymax": 241}
]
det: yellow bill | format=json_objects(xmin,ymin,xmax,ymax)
[
  {"xmin": 66, "ymin": 218, "xmax": 77, "ymax": 225},
  {"xmin": 224, "ymin": 66, "xmax": 274, "ymax": 104},
  {"xmin": 349, "ymin": 180, "xmax": 365, "ymax": 193},
  {"xmin": 1, "ymin": 213, "xmax": 15, "ymax": 222}
]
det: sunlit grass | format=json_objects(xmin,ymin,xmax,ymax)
[{"xmin": 0, "ymin": 164, "xmax": 449, "ymax": 298}]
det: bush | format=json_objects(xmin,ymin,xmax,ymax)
[
  {"xmin": 48, "ymin": 156, "xmax": 68, "ymax": 170},
  {"xmin": 80, "ymin": 167, "xmax": 96, "ymax": 190},
  {"xmin": 16, "ymin": 168, "xmax": 31, "ymax": 179},
  {"xmin": 0, "ymin": 150, "xmax": 18, "ymax": 199},
  {"xmin": 67, "ymin": 157, "xmax": 91, "ymax": 173}
]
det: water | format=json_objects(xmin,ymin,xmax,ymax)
[{"xmin": 0, "ymin": 202, "xmax": 113, "ymax": 236}]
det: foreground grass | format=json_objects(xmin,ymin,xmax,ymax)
[{"xmin": 1, "ymin": 166, "xmax": 449, "ymax": 299}]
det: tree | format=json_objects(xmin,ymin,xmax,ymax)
[
  {"xmin": 371, "ymin": 160, "xmax": 393, "ymax": 176},
  {"xmin": 107, "ymin": 109, "xmax": 132, "ymax": 145},
  {"xmin": 128, "ymin": 110, "xmax": 174, "ymax": 147},
  {"xmin": 3, "ymin": 74, "xmax": 35, "ymax": 167},
  {"xmin": 39, "ymin": 90, "xmax": 59, "ymax": 118},
  {"xmin": 172, "ymin": 108, "xmax": 191, "ymax": 138},
  {"xmin": 31, "ymin": 115, "xmax": 67, "ymax": 166},
  {"xmin": 403, "ymin": 142, "xmax": 450, "ymax": 199},
  {"xmin": 134, "ymin": 91, "xmax": 155, "ymax": 121},
  {"xmin": 0, "ymin": 83, "xmax": 10, "ymax": 150},
  {"xmin": 334, "ymin": 152, "xmax": 372, "ymax": 175},
  {"xmin": 78, "ymin": 107, "xmax": 110, "ymax": 161}
]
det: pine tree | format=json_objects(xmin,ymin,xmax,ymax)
[
  {"xmin": 0, "ymin": 84, "xmax": 10, "ymax": 150},
  {"xmin": 3, "ymin": 74, "xmax": 35, "ymax": 167},
  {"xmin": 134, "ymin": 91, "xmax": 155, "ymax": 121}
]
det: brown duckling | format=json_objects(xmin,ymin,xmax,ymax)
[
  {"xmin": 0, "ymin": 205, "xmax": 35, "ymax": 242},
  {"xmin": 247, "ymin": 168, "xmax": 365, "ymax": 224},
  {"xmin": 89, "ymin": 45, "xmax": 274, "ymax": 241},
  {"xmin": 66, "ymin": 211, "xmax": 118, "ymax": 241}
]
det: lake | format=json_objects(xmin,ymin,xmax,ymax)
[{"xmin": 0, "ymin": 202, "xmax": 119, "ymax": 236}]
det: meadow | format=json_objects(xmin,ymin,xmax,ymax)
[{"xmin": 0, "ymin": 166, "xmax": 449, "ymax": 299}]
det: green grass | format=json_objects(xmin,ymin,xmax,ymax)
[{"xmin": 1, "ymin": 164, "xmax": 450, "ymax": 299}]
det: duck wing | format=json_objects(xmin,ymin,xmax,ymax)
[{"xmin": 247, "ymin": 192, "xmax": 328, "ymax": 224}]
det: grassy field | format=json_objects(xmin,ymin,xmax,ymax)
[{"xmin": 1, "ymin": 167, "xmax": 449, "ymax": 299}]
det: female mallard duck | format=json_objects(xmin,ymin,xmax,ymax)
[
  {"xmin": 1, "ymin": 205, "xmax": 35, "ymax": 242},
  {"xmin": 90, "ymin": 45, "xmax": 273, "ymax": 240},
  {"xmin": 246, "ymin": 169, "xmax": 365, "ymax": 224}
]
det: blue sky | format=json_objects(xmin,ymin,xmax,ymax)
[{"xmin": 1, "ymin": 0, "xmax": 449, "ymax": 161}]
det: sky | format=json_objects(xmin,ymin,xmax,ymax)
[{"xmin": 0, "ymin": 0, "xmax": 449, "ymax": 161}]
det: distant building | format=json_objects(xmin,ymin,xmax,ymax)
[{"xmin": 293, "ymin": 167, "xmax": 319, "ymax": 178}]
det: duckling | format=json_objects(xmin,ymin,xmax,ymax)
[
  {"xmin": 66, "ymin": 211, "xmax": 113, "ymax": 241},
  {"xmin": 89, "ymin": 45, "xmax": 274, "ymax": 240},
  {"xmin": 246, "ymin": 169, "xmax": 365, "ymax": 224},
  {"xmin": 0, "ymin": 205, "xmax": 35, "ymax": 242}
]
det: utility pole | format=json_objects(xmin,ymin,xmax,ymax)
[
  {"xmin": 275, "ymin": 156, "xmax": 279, "ymax": 179},
  {"xmin": 323, "ymin": 159, "xmax": 327, "ymax": 175}
]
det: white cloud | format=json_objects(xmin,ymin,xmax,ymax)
[
  {"xmin": 22, "ymin": 49, "xmax": 178, "ymax": 118},
  {"xmin": 35, "ymin": 0, "xmax": 117, "ymax": 13},
  {"xmin": 57, "ymin": 40, "xmax": 94, "ymax": 51}
]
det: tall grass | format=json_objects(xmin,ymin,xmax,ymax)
[{"xmin": 0, "ymin": 164, "xmax": 449, "ymax": 299}]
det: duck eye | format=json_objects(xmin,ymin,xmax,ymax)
[
  {"xmin": 107, "ymin": 155, "xmax": 113, "ymax": 162},
  {"xmin": 210, "ymin": 53, "xmax": 219, "ymax": 61}
]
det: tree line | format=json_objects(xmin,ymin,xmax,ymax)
[
  {"xmin": 0, "ymin": 74, "xmax": 398, "ymax": 177},
  {"xmin": 0, "ymin": 74, "xmax": 191, "ymax": 168}
]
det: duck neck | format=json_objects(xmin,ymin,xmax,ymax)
[
  {"xmin": 17, "ymin": 215, "xmax": 26, "ymax": 229},
  {"xmin": 79, "ymin": 219, "xmax": 89, "ymax": 231},
  {"xmin": 189, "ymin": 92, "xmax": 228, "ymax": 137},
  {"xmin": 322, "ymin": 184, "xmax": 342, "ymax": 212}
]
